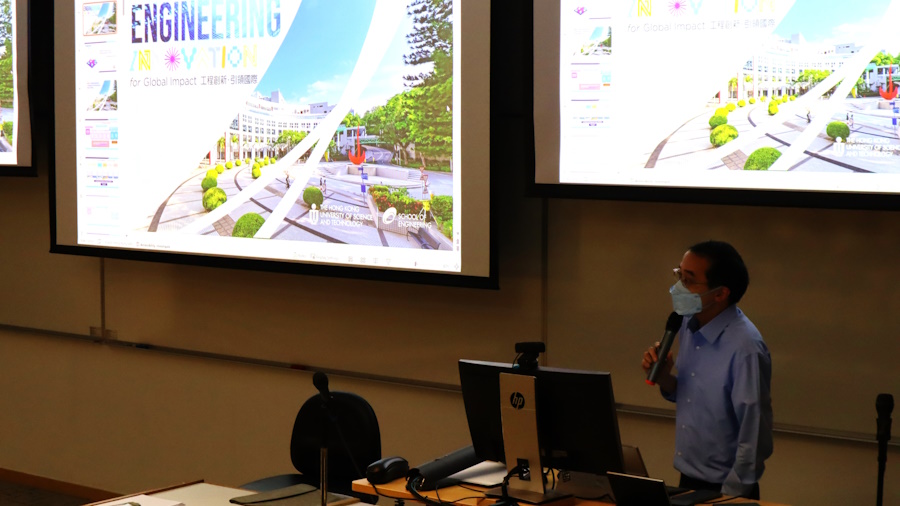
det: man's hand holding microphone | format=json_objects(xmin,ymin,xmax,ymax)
[{"xmin": 642, "ymin": 311, "xmax": 681, "ymax": 394}]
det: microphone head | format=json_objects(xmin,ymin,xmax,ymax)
[
  {"xmin": 877, "ymin": 393, "xmax": 894, "ymax": 418},
  {"xmin": 313, "ymin": 371, "xmax": 329, "ymax": 393},
  {"xmin": 665, "ymin": 311, "xmax": 682, "ymax": 332}
]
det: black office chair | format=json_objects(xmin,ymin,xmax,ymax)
[{"xmin": 241, "ymin": 387, "xmax": 381, "ymax": 504}]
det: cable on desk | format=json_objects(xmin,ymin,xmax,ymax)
[
  {"xmin": 446, "ymin": 495, "xmax": 491, "ymax": 504},
  {"xmin": 405, "ymin": 475, "xmax": 488, "ymax": 506},
  {"xmin": 543, "ymin": 468, "xmax": 556, "ymax": 490},
  {"xmin": 367, "ymin": 481, "xmax": 416, "ymax": 503},
  {"xmin": 455, "ymin": 484, "xmax": 486, "ymax": 493},
  {"xmin": 407, "ymin": 475, "xmax": 450, "ymax": 506}
]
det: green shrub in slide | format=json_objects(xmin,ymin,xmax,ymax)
[
  {"xmin": 709, "ymin": 115, "xmax": 728, "ymax": 129},
  {"xmin": 303, "ymin": 186, "xmax": 324, "ymax": 208},
  {"xmin": 710, "ymin": 125, "xmax": 739, "ymax": 147},
  {"xmin": 430, "ymin": 195, "xmax": 453, "ymax": 221},
  {"xmin": 203, "ymin": 187, "xmax": 227, "ymax": 211},
  {"xmin": 232, "ymin": 213, "xmax": 266, "ymax": 238},
  {"xmin": 826, "ymin": 121, "xmax": 850, "ymax": 141},
  {"xmin": 744, "ymin": 147, "xmax": 782, "ymax": 171},
  {"xmin": 201, "ymin": 176, "xmax": 218, "ymax": 192}
]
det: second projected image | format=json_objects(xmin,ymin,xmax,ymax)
[
  {"xmin": 75, "ymin": 0, "xmax": 458, "ymax": 267},
  {"xmin": 559, "ymin": 0, "xmax": 900, "ymax": 185}
]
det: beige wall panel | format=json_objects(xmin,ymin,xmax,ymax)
[
  {"xmin": 2, "ymin": 328, "xmax": 897, "ymax": 504},
  {"xmin": 547, "ymin": 198, "xmax": 899, "ymax": 435},
  {"xmin": 102, "ymin": 187, "xmax": 542, "ymax": 386},
  {"xmin": 0, "ymin": 328, "xmax": 471, "ymax": 494},
  {"xmin": 0, "ymin": 174, "xmax": 101, "ymax": 333}
]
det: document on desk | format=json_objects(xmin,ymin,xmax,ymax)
[
  {"xmin": 230, "ymin": 483, "xmax": 357, "ymax": 506},
  {"xmin": 100, "ymin": 494, "xmax": 184, "ymax": 506},
  {"xmin": 448, "ymin": 461, "xmax": 508, "ymax": 487}
]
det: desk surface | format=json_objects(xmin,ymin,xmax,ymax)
[
  {"xmin": 351, "ymin": 478, "xmax": 789, "ymax": 506},
  {"xmin": 89, "ymin": 482, "xmax": 362, "ymax": 506},
  {"xmin": 154, "ymin": 483, "xmax": 249, "ymax": 505},
  {"xmin": 87, "ymin": 482, "xmax": 259, "ymax": 506}
]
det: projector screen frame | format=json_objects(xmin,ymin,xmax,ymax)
[
  {"xmin": 526, "ymin": 0, "xmax": 900, "ymax": 212},
  {"xmin": 48, "ymin": 0, "xmax": 498, "ymax": 289},
  {"xmin": 0, "ymin": 0, "xmax": 37, "ymax": 178}
]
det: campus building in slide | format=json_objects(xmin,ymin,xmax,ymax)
[
  {"xmin": 728, "ymin": 33, "xmax": 888, "ymax": 100},
  {"xmin": 220, "ymin": 91, "xmax": 365, "ymax": 160}
]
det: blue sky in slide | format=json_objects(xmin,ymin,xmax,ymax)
[
  {"xmin": 774, "ymin": 0, "xmax": 893, "ymax": 47},
  {"xmin": 256, "ymin": 0, "xmax": 427, "ymax": 113}
]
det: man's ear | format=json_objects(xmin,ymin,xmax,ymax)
[{"xmin": 715, "ymin": 286, "xmax": 731, "ymax": 303}]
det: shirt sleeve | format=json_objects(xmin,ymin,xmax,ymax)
[
  {"xmin": 721, "ymin": 347, "xmax": 773, "ymax": 497},
  {"xmin": 661, "ymin": 384, "xmax": 677, "ymax": 403}
]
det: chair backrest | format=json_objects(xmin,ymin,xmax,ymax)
[{"xmin": 290, "ymin": 392, "xmax": 382, "ymax": 494}]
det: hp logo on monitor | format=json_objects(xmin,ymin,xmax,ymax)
[{"xmin": 509, "ymin": 392, "xmax": 526, "ymax": 409}]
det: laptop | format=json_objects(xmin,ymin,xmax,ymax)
[
  {"xmin": 620, "ymin": 446, "xmax": 689, "ymax": 496},
  {"xmin": 621, "ymin": 445, "xmax": 649, "ymax": 477},
  {"xmin": 607, "ymin": 472, "xmax": 723, "ymax": 506}
]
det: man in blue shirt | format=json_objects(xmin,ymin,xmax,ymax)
[{"xmin": 641, "ymin": 241, "xmax": 773, "ymax": 499}]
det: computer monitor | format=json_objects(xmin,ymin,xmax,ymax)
[{"xmin": 458, "ymin": 359, "xmax": 625, "ymax": 476}]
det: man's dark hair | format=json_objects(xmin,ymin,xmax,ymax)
[{"xmin": 688, "ymin": 240, "xmax": 749, "ymax": 304}]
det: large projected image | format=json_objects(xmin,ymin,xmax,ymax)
[
  {"xmin": 539, "ymin": 0, "xmax": 900, "ymax": 194},
  {"xmin": 0, "ymin": 0, "xmax": 20, "ymax": 166},
  {"xmin": 73, "ymin": 0, "xmax": 461, "ymax": 273}
]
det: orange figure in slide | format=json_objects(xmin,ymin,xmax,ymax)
[
  {"xmin": 880, "ymin": 65, "xmax": 899, "ymax": 100},
  {"xmin": 348, "ymin": 125, "xmax": 366, "ymax": 165}
]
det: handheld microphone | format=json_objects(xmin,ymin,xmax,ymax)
[
  {"xmin": 313, "ymin": 371, "xmax": 332, "ymax": 402},
  {"xmin": 646, "ymin": 312, "xmax": 682, "ymax": 386}
]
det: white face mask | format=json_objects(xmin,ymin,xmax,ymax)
[{"xmin": 669, "ymin": 282, "xmax": 720, "ymax": 316}]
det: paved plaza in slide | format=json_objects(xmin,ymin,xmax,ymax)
[
  {"xmin": 144, "ymin": 158, "xmax": 452, "ymax": 250},
  {"xmin": 647, "ymin": 97, "xmax": 900, "ymax": 173}
]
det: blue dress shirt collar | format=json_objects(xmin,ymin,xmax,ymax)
[{"xmin": 686, "ymin": 304, "xmax": 740, "ymax": 345}]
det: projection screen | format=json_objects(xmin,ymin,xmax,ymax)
[
  {"xmin": 534, "ymin": 0, "xmax": 900, "ymax": 207},
  {"xmin": 52, "ymin": 0, "xmax": 494, "ymax": 287}
]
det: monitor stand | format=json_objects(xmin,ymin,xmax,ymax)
[{"xmin": 485, "ymin": 373, "xmax": 572, "ymax": 505}]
